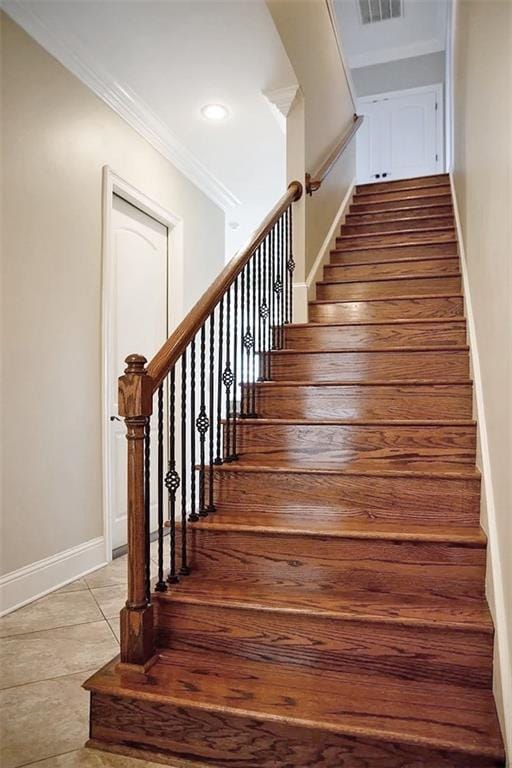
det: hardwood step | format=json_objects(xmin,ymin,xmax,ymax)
[
  {"xmin": 351, "ymin": 194, "xmax": 452, "ymax": 212},
  {"xmin": 330, "ymin": 241, "xmax": 458, "ymax": 262},
  {"xmin": 285, "ymin": 319, "xmax": 466, "ymax": 349},
  {"xmin": 309, "ymin": 295, "xmax": 464, "ymax": 322},
  {"xmin": 346, "ymin": 205, "xmax": 453, "ymax": 223},
  {"xmin": 249, "ymin": 381, "xmax": 473, "ymax": 420},
  {"xmin": 231, "ymin": 419, "xmax": 476, "ymax": 468},
  {"xmin": 316, "ymin": 275, "xmax": 461, "ymax": 301},
  {"xmin": 86, "ymin": 650, "xmax": 505, "ymax": 767},
  {"xmin": 324, "ymin": 257, "xmax": 460, "ymax": 281},
  {"xmin": 354, "ymin": 185, "xmax": 451, "ymax": 204},
  {"xmin": 209, "ymin": 464, "xmax": 481, "ymax": 526},
  {"xmin": 342, "ymin": 215, "xmax": 454, "ymax": 235},
  {"xmin": 336, "ymin": 229, "xmax": 455, "ymax": 249},
  {"xmin": 269, "ymin": 346, "xmax": 469, "ymax": 382},
  {"xmin": 356, "ymin": 174, "xmax": 449, "ymax": 194}
]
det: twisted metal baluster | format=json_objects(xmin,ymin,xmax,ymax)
[
  {"xmin": 155, "ymin": 385, "xmax": 166, "ymax": 592},
  {"xmin": 189, "ymin": 336, "xmax": 198, "ymax": 522},
  {"xmin": 180, "ymin": 351, "xmax": 189, "ymax": 575},
  {"xmin": 197, "ymin": 324, "xmax": 209, "ymax": 516},
  {"xmin": 166, "ymin": 367, "xmax": 179, "ymax": 584},
  {"xmin": 207, "ymin": 312, "xmax": 216, "ymax": 510},
  {"xmin": 214, "ymin": 298, "xmax": 224, "ymax": 463}
]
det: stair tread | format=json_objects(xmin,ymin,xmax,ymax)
[
  {"xmin": 288, "ymin": 318, "xmax": 467, "ymax": 328},
  {"xmin": 250, "ymin": 378, "xmax": 473, "ymax": 386},
  {"xmin": 332, "ymin": 240, "xmax": 457, "ymax": 253},
  {"xmin": 350, "ymin": 203, "xmax": 453, "ymax": 215},
  {"xmin": 328, "ymin": 254, "xmax": 459, "ymax": 267},
  {"xmin": 310, "ymin": 292, "xmax": 463, "ymax": 304},
  {"xmin": 209, "ymin": 459, "xmax": 480, "ymax": 479},
  {"xmin": 271, "ymin": 344, "xmax": 469, "ymax": 353},
  {"xmin": 337, "ymin": 226, "xmax": 455, "ymax": 239},
  {"xmin": 85, "ymin": 649, "xmax": 503, "ymax": 758},
  {"xmin": 318, "ymin": 272, "xmax": 461, "ymax": 286}
]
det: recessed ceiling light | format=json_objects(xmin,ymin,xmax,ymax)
[{"xmin": 201, "ymin": 103, "xmax": 229, "ymax": 122}]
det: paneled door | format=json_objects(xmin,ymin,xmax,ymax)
[
  {"xmin": 356, "ymin": 84, "xmax": 443, "ymax": 184},
  {"xmin": 108, "ymin": 194, "xmax": 168, "ymax": 550}
]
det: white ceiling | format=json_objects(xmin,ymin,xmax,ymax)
[
  {"xmin": 3, "ymin": 0, "xmax": 298, "ymax": 258},
  {"xmin": 333, "ymin": 0, "xmax": 450, "ymax": 69}
]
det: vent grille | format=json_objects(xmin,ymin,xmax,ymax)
[{"xmin": 358, "ymin": 0, "xmax": 402, "ymax": 24}]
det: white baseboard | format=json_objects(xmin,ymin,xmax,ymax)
[
  {"xmin": 450, "ymin": 175, "xmax": 512, "ymax": 757},
  {"xmin": 306, "ymin": 179, "xmax": 356, "ymax": 301},
  {"xmin": 0, "ymin": 537, "xmax": 107, "ymax": 616}
]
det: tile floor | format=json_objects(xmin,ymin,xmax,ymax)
[{"xmin": 0, "ymin": 543, "xmax": 171, "ymax": 768}]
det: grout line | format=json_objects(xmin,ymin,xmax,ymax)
[
  {"xmin": 15, "ymin": 748, "xmax": 82, "ymax": 768},
  {"xmin": 0, "ymin": 617, "xmax": 110, "ymax": 642},
  {"xmin": 0, "ymin": 664, "xmax": 105, "ymax": 693}
]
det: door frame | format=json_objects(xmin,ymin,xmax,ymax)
[
  {"xmin": 101, "ymin": 166, "xmax": 183, "ymax": 561},
  {"xmin": 357, "ymin": 83, "xmax": 445, "ymax": 179}
]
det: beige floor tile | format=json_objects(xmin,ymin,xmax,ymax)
[
  {"xmin": 89, "ymin": 585, "xmax": 125, "ymax": 620},
  {"xmin": 106, "ymin": 616, "xmax": 120, "ymax": 643},
  {"xmin": 54, "ymin": 579, "xmax": 89, "ymax": 595},
  {"xmin": 84, "ymin": 557, "xmax": 127, "ymax": 590},
  {"xmin": 0, "ymin": 670, "xmax": 93, "ymax": 768},
  {"xmin": 28, "ymin": 746, "xmax": 173, "ymax": 766},
  {"xmin": 0, "ymin": 620, "xmax": 118, "ymax": 689},
  {"xmin": 0, "ymin": 592, "xmax": 103, "ymax": 638}
]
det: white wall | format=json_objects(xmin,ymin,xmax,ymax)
[
  {"xmin": 0, "ymin": 14, "xmax": 225, "ymax": 603},
  {"xmin": 352, "ymin": 51, "xmax": 445, "ymax": 97},
  {"xmin": 452, "ymin": 0, "xmax": 512, "ymax": 753}
]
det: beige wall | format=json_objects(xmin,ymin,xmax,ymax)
[
  {"xmin": 352, "ymin": 52, "xmax": 445, "ymax": 98},
  {"xmin": 452, "ymin": 0, "xmax": 512, "ymax": 750},
  {"xmin": 0, "ymin": 14, "xmax": 225, "ymax": 576},
  {"xmin": 267, "ymin": 0, "xmax": 356, "ymax": 274}
]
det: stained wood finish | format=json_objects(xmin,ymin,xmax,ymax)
[
  {"xmin": 284, "ymin": 319, "xmax": 466, "ymax": 349},
  {"xmin": 309, "ymin": 295, "xmax": 464, "ymax": 322},
  {"xmin": 249, "ymin": 382, "xmax": 474, "ymax": 420},
  {"xmin": 88, "ymin": 174, "xmax": 504, "ymax": 766},
  {"xmin": 269, "ymin": 347, "xmax": 469, "ymax": 381},
  {"xmin": 324, "ymin": 257, "xmax": 460, "ymax": 281},
  {"xmin": 316, "ymin": 275, "xmax": 461, "ymax": 301}
]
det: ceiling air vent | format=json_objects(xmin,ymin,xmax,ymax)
[{"xmin": 358, "ymin": 0, "xmax": 402, "ymax": 25}]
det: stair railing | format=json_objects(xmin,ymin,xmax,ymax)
[
  {"xmin": 118, "ymin": 180, "xmax": 303, "ymax": 667},
  {"xmin": 306, "ymin": 114, "xmax": 364, "ymax": 195}
]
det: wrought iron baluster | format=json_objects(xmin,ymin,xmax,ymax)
[
  {"xmin": 143, "ymin": 420, "xmax": 151, "ymax": 600},
  {"xmin": 214, "ymin": 298, "xmax": 224, "ymax": 463},
  {"xmin": 250, "ymin": 254, "xmax": 257, "ymax": 416},
  {"xmin": 240, "ymin": 269, "xmax": 246, "ymax": 416},
  {"xmin": 287, "ymin": 206, "xmax": 295, "ymax": 324},
  {"xmin": 280, "ymin": 214, "xmax": 286, "ymax": 347},
  {"xmin": 189, "ymin": 337, "xmax": 198, "ymax": 522},
  {"xmin": 197, "ymin": 324, "xmax": 209, "ymax": 515},
  {"xmin": 261, "ymin": 235, "xmax": 270, "ymax": 380},
  {"xmin": 180, "ymin": 351, "xmax": 189, "ymax": 575},
  {"xmin": 223, "ymin": 286, "xmax": 233, "ymax": 459},
  {"xmin": 166, "ymin": 367, "xmax": 179, "ymax": 584},
  {"xmin": 230, "ymin": 277, "xmax": 239, "ymax": 461},
  {"xmin": 155, "ymin": 385, "xmax": 166, "ymax": 592},
  {"xmin": 208, "ymin": 313, "xmax": 216, "ymax": 510}
]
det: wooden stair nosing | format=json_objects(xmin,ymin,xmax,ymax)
[
  {"xmin": 355, "ymin": 173, "xmax": 449, "ymax": 193},
  {"xmin": 247, "ymin": 378, "xmax": 474, "ymax": 387},
  {"xmin": 232, "ymin": 417, "xmax": 476, "ymax": 427},
  {"xmin": 309, "ymin": 292, "xmax": 464, "ymax": 305},
  {"xmin": 331, "ymin": 239, "xmax": 458, "ymax": 253},
  {"xmin": 270, "ymin": 344, "xmax": 470, "ymax": 354},
  {"xmin": 349, "ymin": 202, "xmax": 453, "ymax": 216},
  {"xmin": 345, "ymin": 214, "xmax": 455, "ymax": 227},
  {"xmin": 287, "ymin": 317, "xmax": 467, "ymax": 329},
  {"xmin": 317, "ymin": 272, "xmax": 462, "ymax": 287},
  {"xmin": 207, "ymin": 462, "xmax": 481, "ymax": 480},
  {"xmin": 327, "ymin": 253, "xmax": 460, "ymax": 268},
  {"xmin": 354, "ymin": 186, "xmax": 451, "ymax": 202},
  {"xmin": 337, "ymin": 226, "xmax": 455, "ymax": 241}
]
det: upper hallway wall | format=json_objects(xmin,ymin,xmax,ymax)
[
  {"xmin": 352, "ymin": 51, "xmax": 445, "ymax": 97},
  {"xmin": 0, "ymin": 12, "xmax": 225, "ymax": 578}
]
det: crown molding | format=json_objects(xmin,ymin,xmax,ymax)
[
  {"xmin": 262, "ymin": 85, "xmax": 300, "ymax": 118},
  {"xmin": 349, "ymin": 39, "xmax": 445, "ymax": 70},
  {"xmin": 2, "ymin": 1, "xmax": 240, "ymax": 211}
]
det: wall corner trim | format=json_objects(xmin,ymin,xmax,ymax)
[
  {"xmin": 0, "ymin": 537, "xmax": 107, "ymax": 616},
  {"xmin": 306, "ymin": 178, "xmax": 356, "ymax": 300},
  {"xmin": 450, "ymin": 174, "xmax": 512, "ymax": 757},
  {"xmin": 2, "ymin": 2, "xmax": 240, "ymax": 212}
]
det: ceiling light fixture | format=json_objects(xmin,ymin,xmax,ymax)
[{"xmin": 201, "ymin": 103, "xmax": 229, "ymax": 122}]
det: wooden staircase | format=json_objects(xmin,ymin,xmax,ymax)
[{"xmin": 85, "ymin": 174, "xmax": 505, "ymax": 767}]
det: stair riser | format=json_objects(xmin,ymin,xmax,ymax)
[
  {"xmin": 183, "ymin": 529, "xmax": 485, "ymax": 599},
  {"xmin": 330, "ymin": 242, "xmax": 458, "ymax": 262},
  {"xmin": 211, "ymin": 470, "xmax": 481, "ymax": 525},
  {"xmin": 156, "ymin": 602, "xmax": 493, "ymax": 688},
  {"xmin": 317, "ymin": 276, "xmax": 461, "ymax": 301},
  {"xmin": 342, "ymin": 216, "xmax": 454, "ymax": 235},
  {"xmin": 250, "ymin": 384, "xmax": 473, "ymax": 420},
  {"xmin": 270, "ymin": 350, "xmax": 469, "ymax": 382},
  {"xmin": 346, "ymin": 206, "xmax": 453, "ymax": 224},
  {"xmin": 232, "ymin": 423, "xmax": 476, "ymax": 467},
  {"xmin": 89, "ymin": 695, "xmax": 503, "ymax": 768},
  {"xmin": 351, "ymin": 194, "xmax": 452, "ymax": 212},
  {"xmin": 309, "ymin": 296, "xmax": 464, "ymax": 322},
  {"xmin": 285, "ymin": 322, "xmax": 466, "ymax": 349},
  {"xmin": 336, "ymin": 230, "xmax": 455, "ymax": 249},
  {"xmin": 324, "ymin": 257, "xmax": 460, "ymax": 281},
  {"xmin": 355, "ymin": 187, "xmax": 451, "ymax": 204},
  {"xmin": 356, "ymin": 175, "xmax": 449, "ymax": 194}
]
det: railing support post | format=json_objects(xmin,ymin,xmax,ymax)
[{"xmin": 118, "ymin": 354, "xmax": 155, "ymax": 668}]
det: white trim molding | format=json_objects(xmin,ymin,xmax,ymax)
[
  {"xmin": 348, "ymin": 38, "xmax": 445, "ymax": 70},
  {"xmin": 0, "ymin": 538, "xmax": 106, "ymax": 616},
  {"xmin": 450, "ymin": 175, "xmax": 512, "ymax": 756},
  {"xmin": 262, "ymin": 85, "xmax": 300, "ymax": 119},
  {"xmin": 306, "ymin": 179, "xmax": 356, "ymax": 300},
  {"xmin": 2, "ymin": 1, "xmax": 240, "ymax": 212}
]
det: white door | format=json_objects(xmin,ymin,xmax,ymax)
[
  {"xmin": 356, "ymin": 85, "xmax": 443, "ymax": 184},
  {"xmin": 108, "ymin": 195, "xmax": 168, "ymax": 550}
]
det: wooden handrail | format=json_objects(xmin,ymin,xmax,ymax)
[
  {"xmin": 147, "ymin": 180, "xmax": 303, "ymax": 392},
  {"xmin": 305, "ymin": 115, "xmax": 364, "ymax": 195}
]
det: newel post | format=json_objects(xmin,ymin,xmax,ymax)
[{"xmin": 118, "ymin": 354, "xmax": 155, "ymax": 668}]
